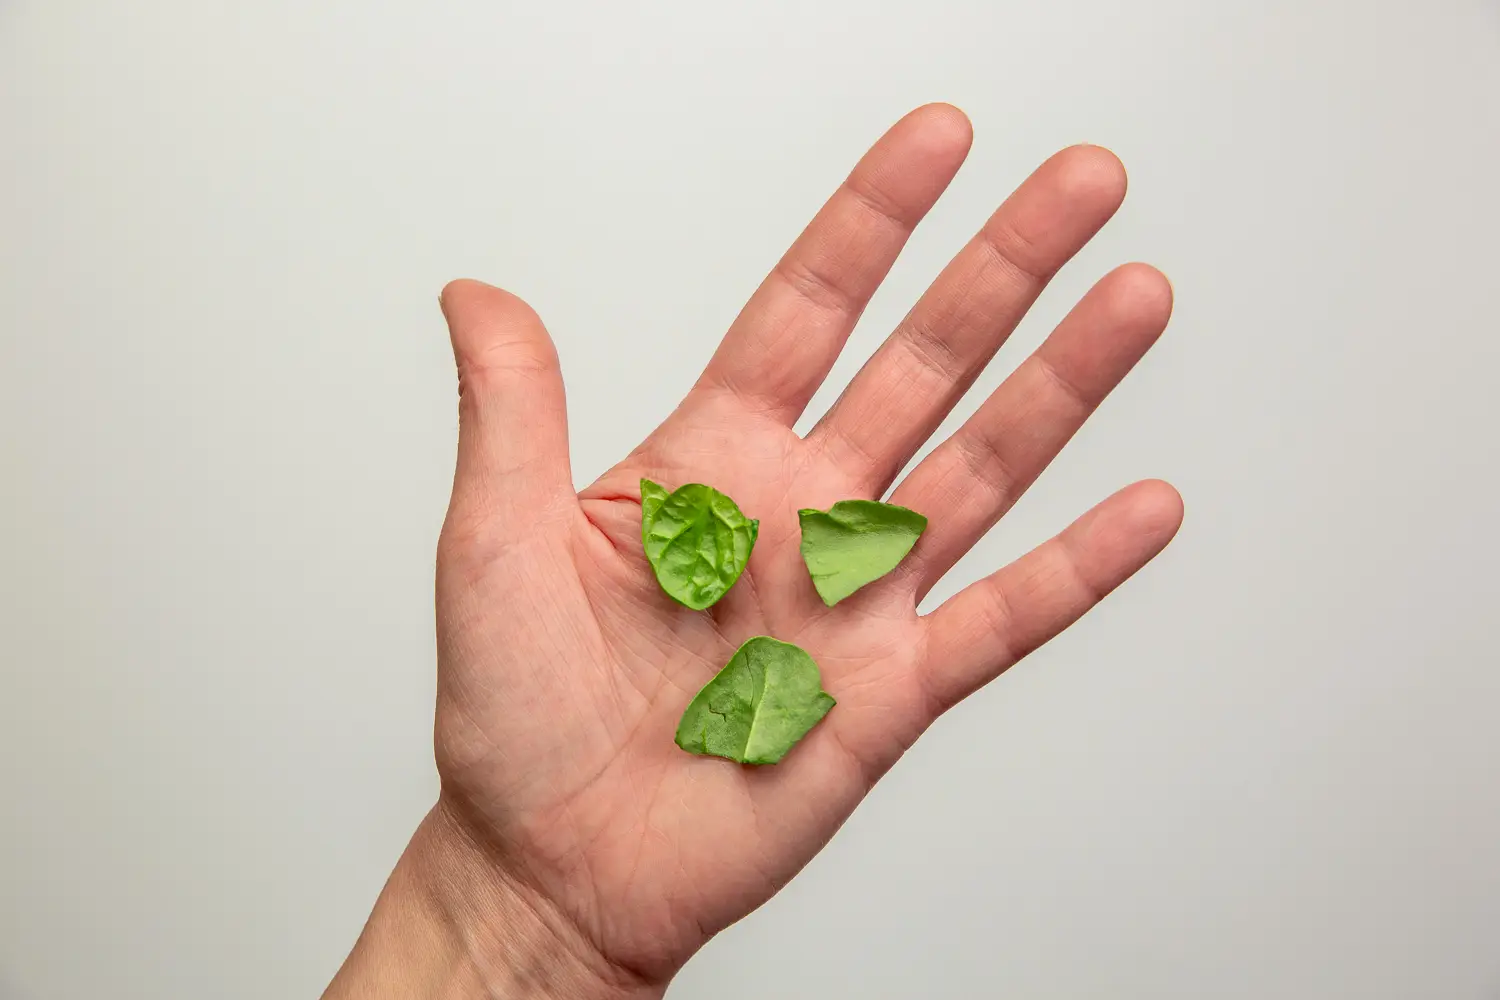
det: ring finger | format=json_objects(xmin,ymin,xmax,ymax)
[
  {"xmin": 888, "ymin": 262, "xmax": 1173, "ymax": 601},
  {"xmin": 804, "ymin": 144, "xmax": 1128, "ymax": 497}
]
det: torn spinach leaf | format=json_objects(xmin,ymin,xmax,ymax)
[
  {"xmin": 640, "ymin": 478, "xmax": 758, "ymax": 610},
  {"xmin": 798, "ymin": 499, "xmax": 928, "ymax": 605},
  {"xmin": 675, "ymin": 636, "xmax": 836, "ymax": 765}
]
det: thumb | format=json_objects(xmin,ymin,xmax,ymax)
[{"xmin": 438, "ymin": 278, "xmax": 574, "ymax": 526}]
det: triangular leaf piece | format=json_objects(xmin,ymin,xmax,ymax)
[{"xmin": 798, "ymin": 500, "xmax": 927, "ymax": 605}]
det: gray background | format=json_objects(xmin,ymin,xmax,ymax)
[{"xmin": 2, "ymin": 1, "xmax": 1498, "ymax": 997}]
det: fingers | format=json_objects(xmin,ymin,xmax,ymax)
[
  {"xmin": 439, "ymin": 279, "xmax": 574, "ymax": 526},
  {"xmin": 919, "ymin": 480, "xmax": 1183, "ymax": 713},
  {"xmin": 806, "ymin": 145, "xmax": 1127, "ymax": 496},
  {"xmin": 890, "ymin": 263, "xmax": 1173, "ymax": 600},
  {"xmin": 693, "ymin": 104, "xmax": 973, "ymax": 423}
]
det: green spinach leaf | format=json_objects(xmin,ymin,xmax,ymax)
[
  {"xmin": 640, "ymin": 478, "xmax": 758, "ymax": 610},
  {"xmin": 674, "ymin": 636, "xmax": 836, "ymax": 765},
  {"xmin": 798, "ymin": 500, "xmax": 928, "ymax": 605}
]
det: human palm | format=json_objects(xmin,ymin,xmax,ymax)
[{"xmin": 429, "ymin": 104, "xmax": 1182, "ymax": 990}]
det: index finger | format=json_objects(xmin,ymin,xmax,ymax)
[{"xmin": 690, "ymin": 104, "xmax": 973, "ymax": 424}]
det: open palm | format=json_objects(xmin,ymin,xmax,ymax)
[{"xmin": 429, "ymin": 104, "xmax": 1182, "ymax": 993}]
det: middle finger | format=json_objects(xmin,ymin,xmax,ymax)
[{"xmin": 804, "ymin": 144, "xmax": 1127, "ymax": 496}]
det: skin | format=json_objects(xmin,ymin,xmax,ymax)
[{"xmin": 323, "ymin": 103, "xmax": 1184, "ymax": 1000}]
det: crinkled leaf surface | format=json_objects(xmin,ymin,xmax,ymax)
[
  {"xmin": 674, "ymin": 636, "xmax": 836, "ymax": 765},
  {"xmin": 640, "ymin": 478, "xmax": 758, "ymax": 610},
  {"xmin": 640, "ymin": 478, "xmax": 669, "ymax": 528},
  {"xmin": 798, "ymin": 500, "xmax": 928, "ymax": 605}
]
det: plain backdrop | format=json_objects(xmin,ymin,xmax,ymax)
[{"xmin": 3, "ymin": 2, "xmax": 1499, "ymax": 997}]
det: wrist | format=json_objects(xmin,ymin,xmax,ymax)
[{"xmin": 324, "ymin": 798, "xmax": 665, "ymax": 1000}]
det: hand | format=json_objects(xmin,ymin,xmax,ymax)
[{"xmin": 325, "ymin": 103, "xmax": 1182, "ymax": 999}]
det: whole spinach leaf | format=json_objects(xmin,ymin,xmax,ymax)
[
  {"xmin": 640, "ymin": 478, "xmax": 758, "ymax": 610},
  {"xmin": 674, "ymin": 636, "xmax": 836, "ymax": 765},
  {"xmin": 798, "ymin": 499, "xmax": 928, "ymax": 605}
]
